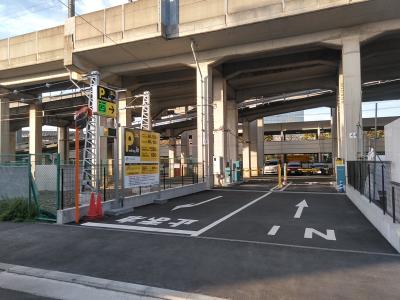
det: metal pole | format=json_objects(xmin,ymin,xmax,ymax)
[
  {"xmin": 68, "ymin": 0, "xmax": 75, "ymax": 18},
  {"xmin": 392, "ymin": 186, "xmax": 396, "ymax": 223},
  {"xmin": 163, "ymin": 165, "xmax": 166, "ymax": 190},
  {"xmin": 61, "ymin": 169, "xmax": 64, "ymax": 210},
  {"xmin": 74, "ymin": 129, "xmax": 80, "ymax": 224},
  {"xmin": 103, "ymin": 167, "xmax": 106, "ymax": 202},
  {"xmin": 382, "ymin": 164, "xmax": 385, "ymax": 214},
  {"xmin": 373, "ymin": 103, "xmax": 378, "ymax": 201},
  {"xmin": 181, "ymin": 164, "xmax": 184, "ymax": 186},
  {"xmin": 368, "ymin": 164, "xmax": 371, "ymax": 202}
]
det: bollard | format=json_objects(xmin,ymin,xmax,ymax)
[
  {"xmin": 283, "ymin": 163, "xmax": 287, "ymax": 185},
  {"xmin": 278, "ymin": 164, "xmax": 282, "ymax": 189}
]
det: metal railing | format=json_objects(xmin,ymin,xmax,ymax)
[
  {"xmin": 59, "ymin": 159, "xmax": 205, "ymax": 210},
  {"xmin": 347, "ymin": 160, "xmax": 398, "ymax": 223}
]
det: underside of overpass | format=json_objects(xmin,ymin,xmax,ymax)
[{"xmin": 1, "ymin": 0, "xmax": 400, "ymax": 186}]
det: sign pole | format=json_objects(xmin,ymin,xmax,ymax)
[{"xmin": 75, "ymin": 129, "xmax": 80, "ymax": 224}]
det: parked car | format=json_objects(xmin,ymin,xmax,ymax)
[
  {"xmin": 310, "ymin": 163, "xmax": 330, "ymax": 175},
  {"xmin": 287, "ymin": 162, "xmax": 302, "ymax": 175},
  {"xmin": 263, "ymin": 160, "xmax": 279, "ymax": 175}
]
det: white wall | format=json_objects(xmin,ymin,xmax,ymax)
[{"xmin": 385, "ymin": 118, "xmax": 400, "ymax": 183}]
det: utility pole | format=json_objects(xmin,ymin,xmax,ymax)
[{"xmin": 68, "ymin": 0, "xmax": 75, "ymax": 18}]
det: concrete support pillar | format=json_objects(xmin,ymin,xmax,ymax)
[
  {"xmin": 212, "ymin": 74, "xmax": 238, "ymax": 185},
  {"xmin": 168, "ymin": 137, "xmax": 176, "ymax": 178},
  {"xmin": 227, "ymin": 100, "xmax": 238, "ymax": 163},
  {"xmin": 196, "ymin": 62, "xmax": 213, "ymax": 187},
  {"xmin": 0, "ymin": 99, "xmax": 10, "ymax": 161},
  {"xmin": 118, "ymin": 91, "xmax": 133, "ymax": 163},
  {"xmin": 58, "ymin": 127, "xmax": 69, "ymax": 163},
  {"xmin": 250, "ymin": 118, "xmax": 264, "ymax": 176},
  {"xmin": 9, "ymin": 131, "xmax": 16, "ymax": 161},
  {"xmin": 180, "ymin": 132, "xmax": 189, "ymax": 176},
  {"xmin": 99, "ymin": 117, "xmax": 108, "ymax": 164},
  {"xmin": 189, "ymin": 130, "xmax": 197, "ymax": 159},
  {"xmin": 331, "ymin": 108, "xmax": 338, "ymax": 162},
  {"xmin": 339, "ymin": 36, "xmax": 363, "ymax": 161},
  {"xmin": 242, "ymin": 121, "xmax": 251, "ymax": 178},
  {"xmin": 29, "ymin": 104, "xmax": 42, "ymax": 169}
]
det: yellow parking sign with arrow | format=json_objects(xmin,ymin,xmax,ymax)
[{"xmin": 96, "ymin": 86, "xmax": 116, "ymax": 118}]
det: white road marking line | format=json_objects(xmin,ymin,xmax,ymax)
[
  {"xmin": 81, "ymin": 222, "xmax": 196, "ymax": 235},
  {"xmin": 267, "ymin": 225, "xmax": 280, "ymax": 236},
  {"xmin": 192, "ymin": 191, "xmax": 273, "ymax": 237},
  {"xmin": 269, "ymin": 184, "xmax": 279, "ymax": 191},
  {"xmin": 71, "ymin": 224, "xmax": 400, "ymax": 257},
  {"xmin": 279, "ymin": 182, "xmax": 292, "ymax": 191},
  {"xmin": 272, "ymin": 191, "xmax": 345, "ymax": 195},
  {"xmin": 212, "ymin": 189, "xmax": 267, "ymax": 193},
  {"xmin": 195, "ymin": 236, "xmax": 399, "ymax": 257},
  {"xmin": 304, "ymin": 228, "xmax": 336, "ymax": 241},
  {"xmin": 294, "ymin": 199, "xmax": 308, "ymax": 218},
  {"xmin": 172, "ymin": 196, "xmax": 222, "ymax": 211}
]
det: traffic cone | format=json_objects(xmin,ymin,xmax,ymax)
[
  {"xmin": 96, "ymin": 193, "xmax": 103, "ymax": 218},
  {"xmin": 87, "ymin": 192, "xmax": 97, "ymax": 220}
]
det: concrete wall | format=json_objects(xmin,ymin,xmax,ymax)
[
  {"xmin": 385, "ymin": 118, "xmax": 400, "ymax": 183},
  {"xmin": 57, "ymin": 182, "xmax": 207, "ymax": 224},
  {"xmin": 347, "ymin": 185, "xmax": 400, "ymax": 253},
  {"xmin": 74, "ymin": 0, "xmax": 161, "ymax": 50},
  {"xmin": 0, "ymin": 26, "xmax": 64, "ymax": 69},
  {"xmin": 176, "ymin": 0, "xmax": 368, "ymax": 36},
  {"xmin": 0, "ymin": 166, "xmax": 29, "ymax": 200}
]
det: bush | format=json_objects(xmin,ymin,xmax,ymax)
[{"xmin": 0, "ymin": 198, "xmax": 37, "ymax": 222}]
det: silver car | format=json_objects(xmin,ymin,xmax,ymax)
[{"xmin": 264, "ymin": 160, "xmax": 279, "ymax": 175}]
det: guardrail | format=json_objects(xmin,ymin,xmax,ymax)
[{"xmin": 347, "ymin": 160, "xmax": 398, "ymax": 223}]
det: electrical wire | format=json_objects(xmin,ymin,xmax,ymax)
[{"xmin": 55, "ymin": 0, "xmax": 152, "ymax": 70}]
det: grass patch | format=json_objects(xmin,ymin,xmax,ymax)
[{"xmin": 0, "ymin": 198, "xmax": 38, "ymax": 222}]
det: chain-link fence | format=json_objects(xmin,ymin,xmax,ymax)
[
  {"xmin": 0, "ymin": 154, "xmax": 58, "ymax": 222},
  {"xmin": 347, "ymin": 160, "xmax": 399, "ymax": 223}
]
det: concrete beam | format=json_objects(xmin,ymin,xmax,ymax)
[
  {"xmin": 223, "ymin": 49, "xmax": 340, "ymax": 80},
  {"xmin": 0, "ymin": 99, "xmax": 10, "ymax": 159},
  {"xmin": 235, "ymin": 76, "xmax": 336, "ymax": 102}
]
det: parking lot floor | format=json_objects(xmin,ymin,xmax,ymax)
[{"xmin": 0, "ymin": 182, "xmax": 399, "ymax": 299}]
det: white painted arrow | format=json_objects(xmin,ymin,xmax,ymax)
[
  {"xmin": 294, "ymin": 199, "xmax": 308, "ymax": 218},
  {"xmin": 172, "ymin": 196, "xmax": 222, "ymax": 211}
]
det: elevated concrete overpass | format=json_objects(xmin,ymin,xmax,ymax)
[{"xmin": 1, "ymin": 0, "xmax": 400, "ymax": 185}]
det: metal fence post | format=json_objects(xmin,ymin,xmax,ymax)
[
  {"xmin": 382, "ymin": 164, "xmax": 386, "ymax": 215},
  {"xmin": 368, "ymin": 163, "xmax": 371, "ymax": 202},
  {"xmin": 192, "ymin": 162, "xmax": 195, "ymax": 184},
  {"xmin": 61, "ymin": 168, "xmax": 64, "ymax": 210},
  {"xmin": 163, "ymin": 164, "xmax": 166, "ymax": 190},
  {"xmin": 103, "ymin": 167, "xmax": 106, "ymax": 202},
  {"xmin": 28, "ymin": 158, "xmax": 31, "ymax": 212},
  {"xmin": 202, "ymin": 162, "xmax": 205, "ymax": 182},
  {"xmin": 392, "ymin": 186, "xmax": 396, "ymax": 223},
  {"xmin": 181, "ymin": 164, "xmax": 184, "ymax": 186},
  {"xmin": 56, "ymin": 153, "xmax": 61, "ymax": 210},
  {"xmin": 359, "ymin": 162, "xmax": 362, "ymax": 193}
]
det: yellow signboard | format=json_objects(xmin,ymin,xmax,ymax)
[
  {"xmin": 140, "ymin": 131, "xmax": 159, "ymax": 162},
  {"xmin": 123, "ymin": 128, "xmax": 160, "ymax": 188}
]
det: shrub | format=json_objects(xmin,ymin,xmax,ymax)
[{"xmin": 0, "ymin": 198, "xmax": 37, "ymax": 222}]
